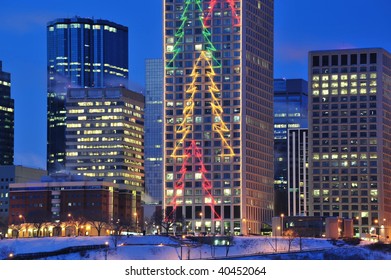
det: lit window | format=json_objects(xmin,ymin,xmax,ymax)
[
  {"xmin": 166, "ymin": 45, "xmax": 174, "ymax": 52},
  {"xmin": 166, "ymin": 190, "xmax": 174, "ymax": 197}
]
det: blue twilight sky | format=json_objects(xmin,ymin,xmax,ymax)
[{"xmin": 0, "ymin": 0, "xmax": 390, "ymax": 170}]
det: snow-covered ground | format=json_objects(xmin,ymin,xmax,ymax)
[{"xmin": 1, "ymin": 235, "xmax": 390, "ymax": 260}]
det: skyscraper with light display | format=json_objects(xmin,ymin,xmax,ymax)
[
  {"xmin": 47, "ymin": 17, "xmax": 128, "ymax": 174},
  {"xmin": 163, "ymin": 0, "xmax": 274, "ymax": 235},
  {"xmin": 0, "ymin": 61, "xmax": 14, "ymax": 166}
]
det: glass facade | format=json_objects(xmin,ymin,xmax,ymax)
[
  {"xmin": 47, "ymin": 17, "xmax": 128, "ymax": 174},
  {"xmin": 145, "ymin": 59, "xmax": 164, "ymax": 204},
  {"xmin": 308, "ymin": 48, "xmax": 391, "ymax": 238},
  {"xmin": 273, "ymin": 79, "xmax": 308, "ymax": 216},
  {"xmin": 287, "ymin": 128, "xmax": 309, "ymax": 216},
  {"xmin": 163, "ymin": 0, "xmax": 274, "ymax": 235},
  {"xmin": 0, "ymin": 61, "xmax": 14, "ymax": 166}
]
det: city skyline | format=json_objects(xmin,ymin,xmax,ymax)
[{"xmin": 0, "ymin": 0, "xmax": 390, "ymax": 170}]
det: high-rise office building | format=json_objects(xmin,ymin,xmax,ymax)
[
  {"xmin": 144, "ymin": 59, "xmax": 164, "ymax": 204},
  {"xmin": 65, "ymin": 87, "xmax": 144, "ymax": 222},
  {"xmin": 163, "ymin": 0, "xmax": 274, "ymax": 235},
  {"xmin": 0, "ymin": 61, "xmax": 14, "ymax": 166},
  {"xmin": 273, "ymin": 79, "xmax": 308, "ymax": 216},
  {"xmin": 47, "ymin": 17, "xmax": 128, "ymax": 174},
  {"xmin": 287, "ymin": 128, "xmax": 309, "ymax": 216},
  {"xmin": 308, "ymin": 48, "xmax": 391, "ymax": 238}
]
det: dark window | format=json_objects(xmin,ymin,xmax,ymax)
[
  {"xmin": 360, "ymin": 53, "xmax": 367, "ymax": 64},
  {"xmin": 341, "ymin": 55, "xmax": 348, "ymax": 65},
  {"xmin": 313, "ymin": 55, "xmax": 320, "ymax": 67},
  {"xmin": 322, "ymin": 55, "xmax": 329, "ymax": 66},
  {"xmin": 331, "ymin": 55, "xmax": 338, "ymax": 66},
  {"xmin": 205, "ymin": 206, "xmax": 211, "ymax": 219},
  {"xmin": 214, "ymin": 206, "xmax": 221, "ymax": 219},
  {"xmin": 351, "ymin": 54, "xmax": 357, "ymax": 65},
  {"xmin": 186, "ymin": 206, "xmax": 192, "ymax": 219},
  {"xmin": 370, "ymin": 53, "xmax": 377, "ymax": 64},
  {"xmin": 224, "ymin": 205, "xmax": 231, "ymax": 219},
  {"xmin": 234, "ymin": 206, "xmax": 240, "ymax": 219},
  {"xmin": 175, "ymin": 206, "xmax": 183, "ymax": 219},
  {"xmin": 195, "ymin": 206, "xmax": 202, "ymax": 218}
]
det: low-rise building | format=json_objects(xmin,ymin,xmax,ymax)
[
  {"xmin": 8, "ymin": 173, "xmax": 139, "ymax": 237},
  {"xmin": 0, "ymin": 165, "xmax": 46, "ymax": 236}
]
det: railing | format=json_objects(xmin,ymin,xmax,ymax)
[{"xmin": 4, "ymin": 244, "xmax": 107, "ymax": 260}]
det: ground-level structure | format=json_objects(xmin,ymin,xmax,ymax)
[
  {"xmin": 272, "ymin": 216, "xmax": 354, "ymax": 239},
  {"xmin": 7, "ymin": 173, "xmax": 141, "ymax": 238}
]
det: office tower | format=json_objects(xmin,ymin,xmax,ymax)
[
  {"xmin": 144, "ymin": 59, "xmax": 164, "ymax": 204},
  {"xmin": 0, "ymin": 165, "xmax": 46, "ymax": 236},
  {"xmin": 47, "ymin": 17, "xmax": 128, "ymax": 174},
  {"xmin": 0, "ymin": 61, "xmax": 14, "ymax": 166},
  {"xmin": 308, "ymin": 48, "xmax": 391, "ymax": 238},
  {"xmin": 273, "ymin": 79, "xmax": 308, "ymax": 216},
  {"xmin": 65, "ymin": 87, "xmax": 144, "ymax": 223},
  {"xmin": 287, "ymin": 128, "xmax": 309, "ymax": 216},
  {"xmin": 163, "ymin": 0, "xmax": 274, "ymax": 235}
]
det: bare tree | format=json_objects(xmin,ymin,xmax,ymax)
[
  {"xmin": 83, "ymin": 209, "xmax": 110, "ymax": 236},
  {"xmin": 50, "ymin": 220, "xmax": 62, "ymax": 237},
  {"xmin": 151, "ymin": 209, "xmax": 172, "ymax": 235},
  {"xmin": 283, "ymin": 229, "xmax": 298, "ymax": 252},
  {"xmin": 26, "ymin": 210, "xmax": 52, "ymax": 237},
  {"xmin": 0, "ymin": 217, "xmax": 7, "ymax": 238},
  {"xmin": 109, "ymin": 219, "xmax": 125, "ymax": 248},
  {"xmin": 8, "ymin": 224, "xmax": 21, "ymax": 238},
  {"xmin": 89, "ymin": 220, "xmax": 107, "ymax": 236}
]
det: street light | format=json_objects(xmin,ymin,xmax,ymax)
[
  {"xmin": 280, "ymin": 213, "xmax": 284, "ymax": 237},
  {"xmin": 375, "ymin": 218, "xmax": 387, "ymax": 242},
  {"xmin": 19, "ymin": 214, "xmax": 26, "ymax": 238},
  {"xmin": 18, "ymin": 214, "xmax": 26, "ymax": 223},
  {"xmin": 242, "ymin": 218, "xmax": 246, "ymax": 235},
  {"xmin": 199, "ymin": 212, "xmax": 203, "ymax": 234},
  {"xmin": 67, "ymin": 213, "xmax": 75, "ymax": 236},
  {"xmin": 104, "ymin": 241, "xmax": 109, "ymax": 260},
  {"xmin": 374, "ymin": 219, "xmax": 380, "ymax": 242},
  {"xmin": 383, "ymin": 219, "xmax": 387, "ymax": 241},
  {"xmin": 134, "ymin": 213, "xmax": 138, "ymax": 234}
]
